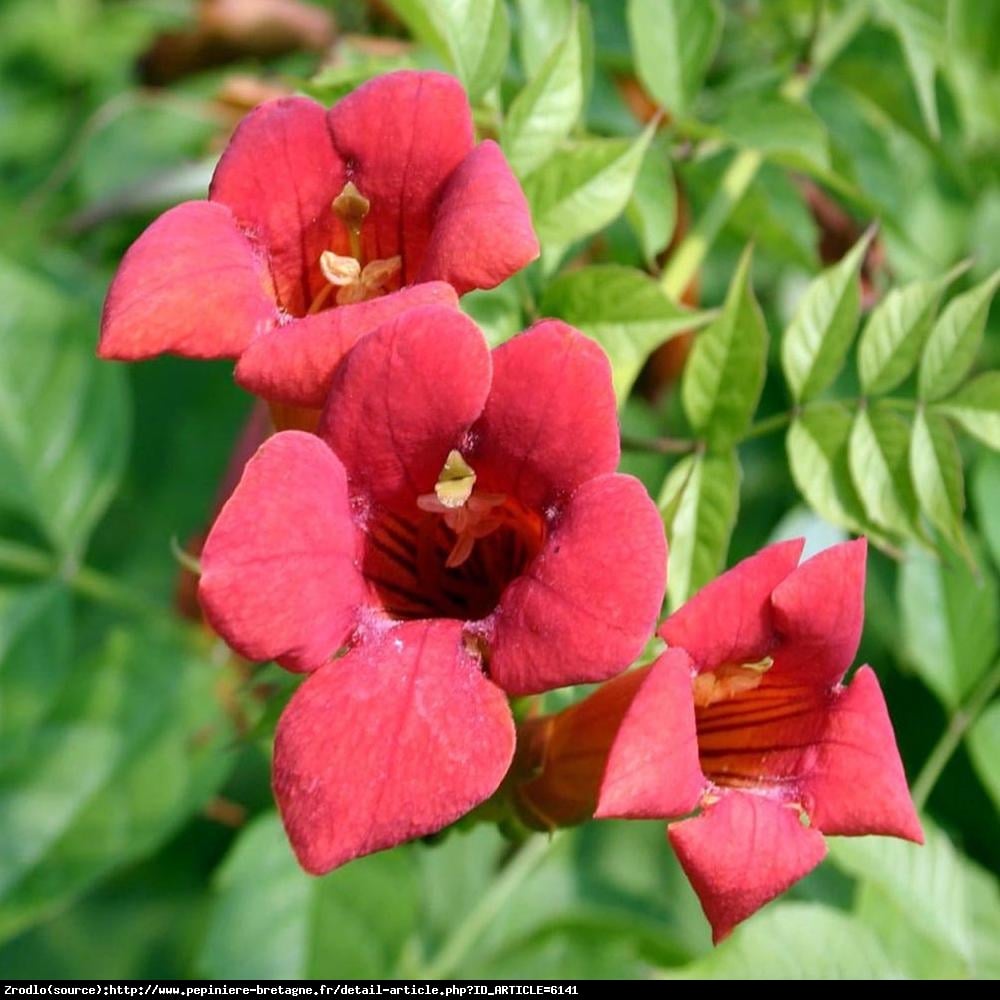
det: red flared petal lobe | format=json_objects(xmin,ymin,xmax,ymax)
[
  {"xmin": 417, "ymin": 141, "xmax": 539, "ymax": 295},
  {"xmin": 319, "ymin": 305, "xmax": 492, "ymax": 509},
  {"xmin": 802, "ymin": 666, "xmax": 923, "ymax": 842},
  {"xmin": 199, "ymin": 431, "xmax": 366, "ymax": 672},
  {"xmin": 770, "ymin": 538, "xmax": 867, "ymax": 687},
  {"xmin": 597, "ymin": 649, "xmax": 706, "ymax": 820},
  {"xmin": 327, "ymin": 71, "xmax": 474, "ymax": 284},
  {"xmin": 98, "ymin": 201, "xmax": 276, "ymax": 360},
  {"xmin": 659, "ymin": 538, "xmax": 804, "ymax": 669},
  {"xmin": 489, "ymin": 473, "xmax": 667, "ymax": 696},
  {"xmin": 210, "ymin": 97, "xmax": 345, "ymax": 316},
  {"xmin": 471, "ymin": 321, "xmax": 620, "ymax": 510},
  {"xmin": 669, "ymin": 791, "xmax": 828, "ymax": 943},
  {"xmin": 235, "ymin": 282, "xmax": 460, "ymax": 407},
  {"xmin": 274, "ymin": 619, "xmax": 515, "ymax": 874}
]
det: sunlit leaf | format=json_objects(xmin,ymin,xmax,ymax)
[
  {"xmin": 781, "ymin": 230, "xmax": 872, "ymax": 402},
  {"xmin": 661, "ymin": 450, "xmax": 740, "ymax": 610},
  {"xmin": 857, "ymin": 266, "xmax": 963, "ymax": 396},
  {"xmin": 910, "ymin": 408, "xmax": 967, "ymax": 553},
  {"xmin": 502, "ymin": 9, "xmax": 582, "ymax": 178},
  {"xmin": 918, "ymin": 270, "xmax": 1000, "ymax": 401},
  {"xmin": 627, "ymin": 0, "xmax": 722, "ymax": 118},
  {"xmin": 540, "ymin": 265, "xmax": 711, "ymax": 404},
  {"xmin": 848, "ymin": 404, "xmax": 920, "ymax": 539},
  {"xmin": 934, "ymin": 373, "xmax": 1000, "ymax": 450}
]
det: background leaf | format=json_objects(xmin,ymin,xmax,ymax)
[
  {"xmin": 199, "ymin": 812, "xmax": 420, "ymax": 979},
  {"xmin": 897, "ymin": 544, "xmax": 998, "ymax": 708},
  {"xmin": 780, "ymin": 230, "xmax": 872, "ymax": 403},
  {"xmin": 857, "ymin": 268, "xmax": 960, "ymax": 396},
  {"xmin": 918, "ymin": 271, "xmax": 1000, "ymax": 401},
  {"xmin": 627, "ymin": 0, "xmax": 722, "ymax": 118},
  {"xmin": 910, "ymin": 408, "xmax": 967, "ymax": 552},
  {"xmin": 522, "ymin": 130, "xmax": 654, "ymax": 266},
  {"xmin": 0, "ymin": 626, "xmax": 236, "ymax": 943},
  {"xmin": 661, "ymin": 450, "xmax": 740, "ymax": 610},
  {"xmin": 935, "ymin": 373, "xmax": 1000, "ymax": 450},
  {"xmin": 0, "ymin": 260, "xmax": 129, "ymax": 557},
  {"xmin": 501, "ymin": 9, "xmax": 582, "ymax": 178},
  {"xmin": 540, "ymin": 265, "xmax": 710, "ymax": 404},
  {"xmin": 681, "ymin": 246, "xmax": 768, "ymax": 447}
]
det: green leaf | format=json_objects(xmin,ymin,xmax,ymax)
[
  {"xmin": 910, "ymin": 408, "xmax": 967, "ymax": 553},
  {"xmin": 627, "ymin": 0, "xmax": 722, "ymax": 118},
  {"xmin": 199, "ymin": 813, "xmax": 420, "ymax": 978},
  {"xmin": 780, "ymin": 229, "xmax": 873, "ymax": 403},
  {"xmin": 934, "ymin": 373, "xmax": 1000, "ymax": 450},
  {"xmin": 0, "ymin": 259, "xmax": 129, "ymax": 557},
  {"xmin": 522, "ymin": 131, "xmax": 654, "ymax": 265},
  {"xmin": 898, "ymin": 544, "xmax": 998, "ymax": 708},
  {"xmin": 0, "ymin": 626, "xmax": 236, "ymax": 942},
  {"xmin": 857, "ymin": 267, "xmax": 963, "ymax": 396},
  {"xmin": 515, "ymin": 0, "xmax": 573, "ymax": 77},
  {"xmin": 830, "ymin": 822, "xmax": 984, "ymax": 974},
  {"xmin": 626, "ymin": 135, "xmax": 676, "ymax": 267},
  {"xmin": 539, "ymin": 265, "xmax": 711, "ymax": 404},
  {"xmin": 971, "ymin": 452, "xmax": 1000, "ymax": 571},
  {"xmin": 661, "ymin": 450, "xmax": 740, "ymax": 610},
  {"xmin": 386, "ymin": 0, "xmax": 509, "ymax": 101},
  {"xmin": 716, "ymin": 95, "xmax": 831, "ymax": 175},
  {"xmin": 848, "ymin": 404, "xmax": 920, "ymax": 539},
  {"xmin": 787, "ymin": 404, "xmax": 873, "ymax": 537},
  {"xmin": 0, "ymin": 582, "xmax": 71, "ymax": 746},
  {"xmin": 967, "ymin": 699, "xmax": 1000, "ymax": 812},
  {"xmin": 967, "ymin": 700, "xmax": 1000, "ymax": 813},
  {"xmin": 502, "ymin": 9, "xmax": 582, "ymax": 178},
  {"xmin": 918, "ymin": 270, "xmax": 1000, "ymax": 400},
  {"xmin": 681, "ymin": 246, "xmax": 768, "ymax": 447},
  {"xmin": 875, "ymin": 0, "xmax": 945, "ymax": 138},
  {"xmin": 662, "ymin": 902, "xmax": 903, "ymax": 979}
]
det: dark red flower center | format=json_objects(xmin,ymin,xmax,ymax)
[
  {"xmin": 693, "ymin": 660, "xmax": 825, "ymax": 795},
  {"xmin": 361, "ymin": 451, "xmax": 546, "ymax": 624}
]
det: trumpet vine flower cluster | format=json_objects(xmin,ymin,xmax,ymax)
[{"xmin": 99, "ymin": 69, "xmax": 920, "ymax": 944}]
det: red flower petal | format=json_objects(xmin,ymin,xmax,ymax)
[
  {"xmin": 597, "ymin": 649, "xmax": 706, "ymax": 819},
  {"xmin": 273, "ymin": 619, "xmax": 515, "ymax": 874},
  {"xmin": 659, "ymin": 538, "xmax": 803, "ymax": 670},
  {"xmin": 669, "ymin": 791, "xmax": 828, "ymax": 943},
  {"xmin": 199, "ymin": 431, "xmax": 366, "ymax": 672},
  {"xmin": 210, "ymin": 97, "xmax": 346, "ymax": 316},
  {"xmin": 327, "ymin": 71, "xmax": 474, "ymax": 284},
  {"xmin": 319, "ymin": 305, "xmax": 492, "ymax": 510},
  {"xmin": 488, "ymin": 473, "xmax": 666, "ymax": 696},
  {"xmin": 235, "ymin": 282, "xmax": 459, "ymax": 408},
  {"xmin": 470, "ymin": 321, "xmax": 620, "ymax": 511},
  {"xmin": 801, "ymin": 666, "xmax": 923, "ymax": 842},
  {"xmin": 417, "ymin": 141, "xmax": 540, "ymax": 294},
  {"xmin": 769, "ymin": 538, "xmax": 867, "ymax": 687},
  {"xmin": 98, "ymin": 201, "xmax": 277, "ymax": 360}
]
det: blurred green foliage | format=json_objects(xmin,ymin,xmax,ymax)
[{"xmin": 0, "ymin": 0, "xmax": 998, "ymax": 980}]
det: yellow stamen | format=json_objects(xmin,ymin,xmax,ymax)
[
  {"xmin": 692, "ymin": 656, "xmax": 774, "ymax": 708},
  {"xmin": 320, "ymin": 251, "xmax": 362, "ymax": 286},
  {"xmin": 416, "ymin": 451, "xmax": 507, "ymax": 568}
]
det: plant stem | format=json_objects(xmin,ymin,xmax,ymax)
[
  {"xmin": 422, "ymin": 833, "xmax": 561, "ymax": 979},
  {"xmin": 742, "ymin": 410, "xmax": 795, "ymax": 442},
  {"xmin": 0, "ymin": 537, "xmax": 165, "ymax": 620},
  {"xmin": 620, "ymin": 433, "xmax": 697, "ymax": 456},
  {"xmin": 660, "ymin": 147, "xmax": 763, "ymax": 301},
  {"xmin": 911, "ymin": 660, "xmax": 1000, "ymax": 811}
]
